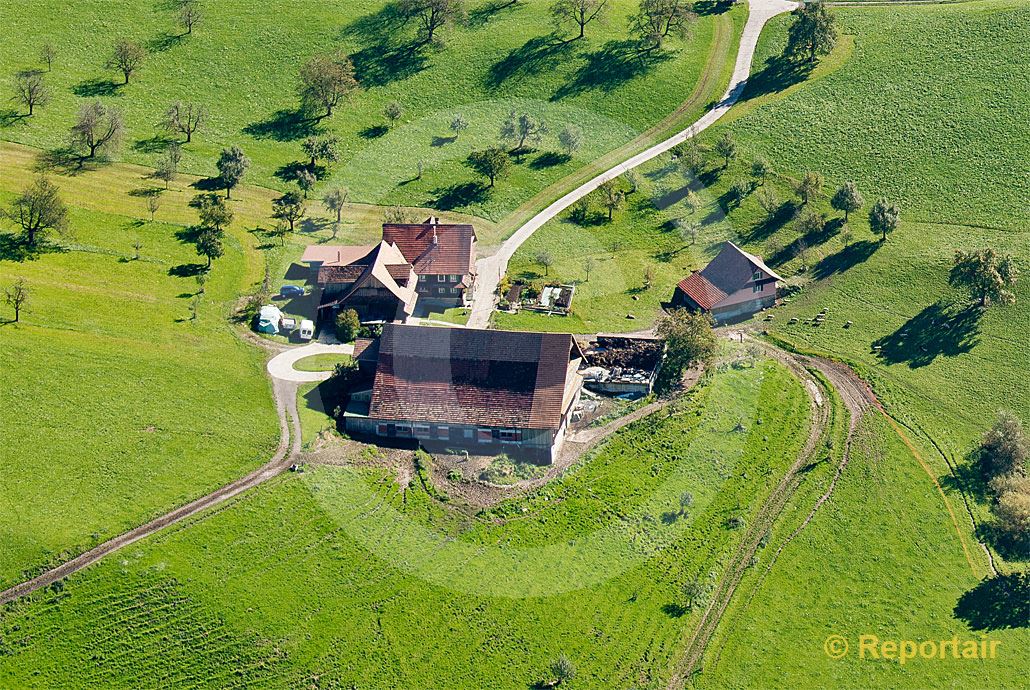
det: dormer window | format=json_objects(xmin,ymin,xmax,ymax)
[{"xmin": 752, "ymin": 270, "xmax": 761, "ymax": 281}]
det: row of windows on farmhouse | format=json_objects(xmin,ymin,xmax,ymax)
[
  {"xmin": 376, "ymin": 423, "xmax": 523, "ymax": 443},
  {"xmin": 418, "ymin": 274, "xmax": 463, "ymax": 282}
]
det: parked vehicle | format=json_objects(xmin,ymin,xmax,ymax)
[
  {"xmin": 280, "ymin": 284, "xmax": 305, "ymax": 297},
  {"xmin": 299, "ymin": 319, "xmax": 315, "ymax": 341}
]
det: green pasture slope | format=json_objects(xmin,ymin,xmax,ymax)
[
  {"xmin": 0, "ymin": 191, "xmax": 279, "ymax": 588},
  {"xmin": 0, "ymin": 0, "xmax": 732, "ymax": 222},
  {"xmin": 0, "ymin": 360, "xmax": 812, "ymax": 688}
]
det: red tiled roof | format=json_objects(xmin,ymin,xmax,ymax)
[
  {"xmin": 676, "ymin": 272, "xmax": 727, "ymax": 311},
  {"xmin": 367, "ymin": 324, "xmax": 581, "ymax": 430},
  {"xmin": 382, "ymin": 223, "xmax": 476, "ymax": 277},
  {"xmin": 318, "ymin": 264, "xmax": 366, "ymax": 284}
]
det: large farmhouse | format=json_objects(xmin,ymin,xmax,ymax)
[
  {"xmin": 383, "ymin": 218, "xmax": 477, "ymax": 307},
  {"xmin": 345, "ymin": 324, "xmax": 585, "ymax": 463},
  {"xmin": 303, "ymin": 218, "xmax": 477, "ymax": 323},
  {"xmin": 672, "ymin": 242, "xmax": 783, "ymax": 323}
]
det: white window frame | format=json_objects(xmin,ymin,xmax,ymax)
[
  {"xmin": 436, "ymin": 274, "xmax": 446, "ymax": 282},
  {"xmin": 477, "ymin": 428, "xmax": 493, "ymax": 443},
  {"xmin": 413, "ymin": 424, "xmax": 431, "ymax": 439},
  {"xmin": 436, "ymin": 425, "xmax": 450, "ymax": 441},
  {"xmin": 449, "ymin": 274, "xmax": 459, "ymax": 282}
]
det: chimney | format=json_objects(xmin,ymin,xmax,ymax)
[{"xmin": 432, "ymin": 226, "xmax": 438, "ymax": 245}]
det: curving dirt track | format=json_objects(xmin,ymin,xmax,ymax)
[
  {"xmin": 0, "ymin": 375, "xmax": 302, "ymax": 607},
  {"xmin": 668, "ymin": 343, "xmax": 875, "ymax": 688}
]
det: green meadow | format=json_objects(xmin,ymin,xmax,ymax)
[
  {"xmin": 0, "ymin": 360, "xmax": 814, "ymax": 688},
  {"xmin": 0, "ymin": 0, "xmax": 737, "ymax": 222}
]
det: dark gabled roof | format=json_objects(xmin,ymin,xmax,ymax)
[
  {"xmin": 367, "ymin": 324, "xmax": 582, "ymax": 430},
  {"xmin": 677, "ymin": 272, "xmax": 727, "ymax": 310},
  {"xmin": 382, "ymin": 222, "xmax": 476, "ymax": 277},
  {"xmin": 700, "ymin": 242, "xmax": 783, "ymax": 296},
  {"xmin": 317, "ymin": 242, "xmax": 417, "ymax": 313}
]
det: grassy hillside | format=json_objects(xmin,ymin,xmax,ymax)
[
  {"xmin": 0, "ymin": 140, "xmax": 484, "ymax": 589},
  {"xmin": 0, "ymin": 360, "xmax": 813, "ymax": 688},
  {"xmin": 697, "ymin": 414, "xmax": 1030, "ymax": 689},
  {"xmin": 0, "ymin": 0, "xmax": 738, "ymax": 222}
]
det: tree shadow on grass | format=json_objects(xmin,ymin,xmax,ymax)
[
  {"xmin": 486, "ymin": 34, "xmax": 576, "ymax": 89},
  {"xmin": 351, "ymin": 42, "xmax": 429, "ymax": 88},
  {"xmin": 693, "ymin": 0, "xmax": 736, "ymax": 15},
  {"xmin": 243, "ymin": 109, "xmax": 321, "ymax": 142},
  {"xmin": 468, "ymin": 0, "xmax": 524, "ymax": 27},
  {"xmin": 275, "ymin": 161, "xmax": 326, "ymax": 184},
  {"xmin": 147, "ymin": 32, "xmax": 185, "ymax": 53},
  {"xmin": 431, "ymin": 134, "xmax": 457, "ymax": 147},
  {"xmin": 71, "ymin": 78, "xmax": 121, "ymax": 97},
  {"xmin": 432, "ymin": 181, "xmax": 489, "ymax": 210},
  {"xmin": 810, "ymin": 240, "xmax": 879, "ymax": 280},
  {"xmin": 0, "ymin": 233, "xmax": 56, "ymax": 262},
  {"xmin": 661, "ymin": 602, "xmax": 688, "ymax": 618},
  {"xmin": 939, "ymin": 449, "xmax": 991, "ymax": 506},
  {"xmin": 0, "ymin": 109, "xmax": 27, "ymax": 128},
  {"xmin": 189, "ymin": 176, "xmax": 224, "ymax": 192},
  {"xmin": 168, "ymin": 262, "xmax": 206, "ymax": 277},
  {"xmin": 132, "ymin": 134, "xmax": 175, "ymax": 154},
  {"xmin": 34, "ymin": 146, "xmax": 90, "ymax": 175},
  {"xmin": 529, "ymin": 151, "xmax": 570, "ymax": 170},
  {"xmin": 127, "ymin": 186, "xmax": 163, "ymax": 198},
  {"xmin": 742, "ymin": 54, "xmax": 814, "ymax": 101},
  {"xmin": 872, "ymin": 301, "xmax": 982, "ymax": 368},
  {"xmin": 359, "ymin": 124, "xmax": 389, "ymax": 139},
  {"xmin": 174, "ymin": 225, "xmax": 205, "ymax": 244},
  {"xmin": 954, "ymin": 572, "xmax": 1030, "ymax": 631},
  {"xmin": 740, "ymin": 200, "xmax": 798, "ymax": 244},
  {"xmin": 552, "ymin": 40, "xmax": 672, "ymax": 100}
]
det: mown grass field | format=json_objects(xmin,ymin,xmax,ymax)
[
  {"xmin": 697, "ymin": 413, "xmax": 1030, "ymax": 689},
  {"xmin": 0, "ymin": 180, "xmax": 279, "ymax": 589},
  {"xmin": 0, "ymin": 0, "xmax": 737, "ymax": 222},
  {"xmin": 0, "ymin": 140, "xmax": 482, "ymax": 590},
  {"xmin": 0, "ymin": 359, "xmax": 813, "ymax": 688}
]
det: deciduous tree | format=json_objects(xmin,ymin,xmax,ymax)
[
  {"xmin": 449, "ymin": 113, "xmax": 469, "ymax": 138},
  {"xmin": 501, "ymin": 109, "xmax": 548, "ymax": 153},
  {"xmin": 40, "ymin": 43, "xmax": 55, "ymax": 72},
  {"xmin": 535, "ymin": 250, "xmax": 554, "ymax": 276},
  {"xmin": 298, "ymin": 52, "xmax": 358, "ymax": 120},
  {"xmin": 558, "ymin": 124, "xmax": 583, "ymax": 157},
  {"xmin": 4, "ymin": 176, "xmax": 69, "ymax": 247},
  {"xmin": 179, "ymin": 1, "xmax": 201, "ymax": 35},
  {"xmin": 70, "ymin": 100, "xmax": 123, "ymax": 158},
  {"xmin": 4, "ymin": 278, "xmax": 29, "ymax": 323},
  {"xmin": 296, "ymin": 169, "xmax": 316, "ymax": 198},
  {"xmin": 399, "ymin": 0, "xmax": 466, "ymax": 44},
  {"xmin": 831, "ymin": 180, "xmax": 863, "ymax": 221},
  {"xmin": 216, "ymin": 145, "xmax": 249, "ymax": 198},
  {"xmin": 549, "ymin": 654, "xmax": 576, "ymax": 686},
  {"xmin": 714, "ymin": 132, "xmax": 737, "ymax": 169},
  {"xmin": 785, "ymin": 1, "xmax": 837, "ymax": 64},
  {"xmin": 468, "ymin": 147, "xmax": 510, "ymax": 187},
  {"xmin": 106, "ymin": 39, "xmax": 146, "ymax": 84},
  {"xmin": 14, "ymin": 71, "xmax": 49, "ymax": 116},
  {"xmin": 656, "ymin": 309, "xmax": 716, "ymax": 387},
  {"xmin": 323, "ymin": 187, "xmax": 348, "ymax": 225},
  {"xmin": 550, "ymin": 0, "xmax": 608, "ymax": 40},
  {"xmin": 868, "ymin": 197, "xmax": 900, "ymax": 241},
  {"xmin": 301, "ymin": 135, "xmax": 340, "ymax": 169},
  {"xmin": 272, "ymin": 191, "xmax": 305, "ymax": 232},
  {"xmin": 384, "ymin": 100, "xmax": 403, "ymax": 127},
  {"xmin": 191, "ymin": 192, "xmax": 233, "ymax": 231},
  {"xmin": 950, "ymin": 248, "xmax": 1019, "ymax": 308},
  {"xmin": 750, "ymin": 157, "xmax": 771, "ymax": 184},
  {"xmin": 795, "ymin": 171, "xmax": 823, "ymax": 204},
  {"xmin": 598, "ymin": 178, "xmax": 625, "ymax": 220},
  {"xmin": 978, "ymin": 411, "xmax": 1028, "ymax": 480},
  {"xmin": 195, "ymin": 226, "xmax": 223, "ymax": 268},
  {"xmin": 162, "ymin": 101, "xmax": 206, "ymax": 143},
  {"xmin": 632, "ymin": 0, "xmax": 695, "ymax": 50},
  {"xmin": 335, "ymin": 309, "xmax": 361, "ymax": 342}
]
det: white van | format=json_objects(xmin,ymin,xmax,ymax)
[{"xmin": 299, "ymin": 319, "xmax": 315, "ymax": 341}]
